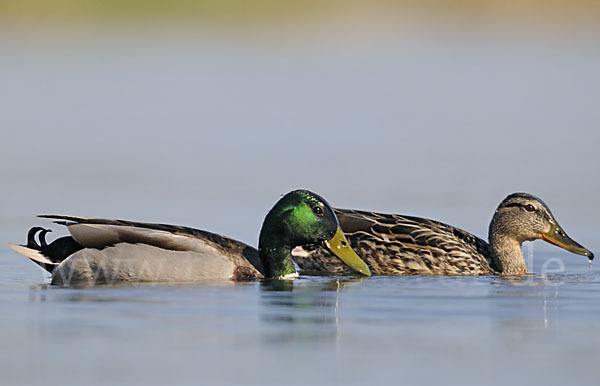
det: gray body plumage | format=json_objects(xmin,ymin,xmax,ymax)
[
  {"xmin": 51, "ymin": 243, "xmax": 239, "ymax": 285},
  {"xmin": 11, "ymin": 215, "xmax": 264, "ymax": 285}
]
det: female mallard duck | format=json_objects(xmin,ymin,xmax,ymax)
[
  {"xmin": 293, "ymin": 193, "xmax": 594, "ymax": 275},
  {"xmin": 9, "ymin": 190, "xmax": 371, "ymax": 285}
]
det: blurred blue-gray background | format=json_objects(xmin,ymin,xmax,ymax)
[
  {"xmin": 2, "ymin": 1, "xmax": 598, "ymax": 250},
  {"xmin": 1, "ymin": 2, "xmax": 599, "ymax": 385}
]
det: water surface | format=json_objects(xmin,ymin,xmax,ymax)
[
  {"xmin": 2, "ymin": 247, "xmax": 599, "ymax": 385},
  {"xmin": 1, "ymin": 21, "xmax": 599, "ymax": 385}
]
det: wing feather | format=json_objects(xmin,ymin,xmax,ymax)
[
  {"xmin": 293, "ymin": 208, "xmax": 495, "ymax": 276},
  {"xmin": 38, "ymin": 215, "xmax": 263, "ymax": 273}
]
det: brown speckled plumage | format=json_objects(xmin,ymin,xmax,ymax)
[
  {"xmin": 294, "ymin": 209, "xmax": 496, "ymax": 276},
  {"xmin": 293, "ymin": 193, "xmax": 594, "ymax": 276}
]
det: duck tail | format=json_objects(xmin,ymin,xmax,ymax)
[
  {"xmin": 8, "ymin": 243, "xmax": 58, "ymax": 273},
  {"xmin": 9, "ymin": 226, "xmax": 69, "ymax": 273}
]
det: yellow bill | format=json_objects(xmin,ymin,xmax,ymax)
[
  {"xmin": 541, "ymin": 223, "xmax": 594, "ymax": 259},
  {"xmin": 324, "ymin": 227, "xmax": 371, "ymax": 276}
]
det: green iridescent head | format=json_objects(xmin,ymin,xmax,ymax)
[{"xmin": 259, "ymin": 190, "xmax": 370, "ymax": 279}]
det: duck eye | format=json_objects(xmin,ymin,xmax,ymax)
[
  {"xmin": 312, "ymin": 206, "xmax": 324, "ymax": 216},
  {"xmin": 525, "ymin": 204, "xmax": 535, "ymax": 212}
]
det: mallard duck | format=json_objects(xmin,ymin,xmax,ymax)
[
  {"xmin": 292, "ymin": 193, "xmax": 594, "ymax": 275},
  {"xmin": 9, "ymin": 190, "xmax": 371, "ymax": 285}
]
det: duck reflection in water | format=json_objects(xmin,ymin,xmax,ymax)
[{"xmin": 259, "ymin": 277, "xmax": 365, "ymax": 344}]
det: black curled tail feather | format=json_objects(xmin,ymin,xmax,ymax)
[
  {"xmin": 39, "ymin": 228, "xmax": 51, "ymax": 247},
  {"xmin": 27, "ymin": 227, "xmax": 50, "ymax": 249},
  {"xmin": 27, "ymin": 227, "xmax": 53, "ymax": 249},
  {"xmin": 23, "ymin": 227, "xmax": 84, "ymax": 271}
]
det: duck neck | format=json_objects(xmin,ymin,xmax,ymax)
[
  {"xmin": 258, "ymin": 238, "xmax": 297, "ymax": 279},
  {"xmin": 488, "ymin": 223, "xmax": 529, "ymax": 275},
  {"xmin": 258, "ymin": 207, "xmax": 301, "ymax": 279}
]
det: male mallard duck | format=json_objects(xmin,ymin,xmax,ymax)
[
  {"xmin": 293, "ymin": 193, "xmax": 594, "ymax": 275},
  {"xmin": 9, "ymin": 190, "xmax": 371, "ymax": 285}
]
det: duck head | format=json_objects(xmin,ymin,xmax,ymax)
[
  {"xmin": 490, "ymin": 192, "xmax": 593, "ymax": 260},
  {"xmin": 259, "ymin": 189, "xmax": 371, "ymax": 278}
]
